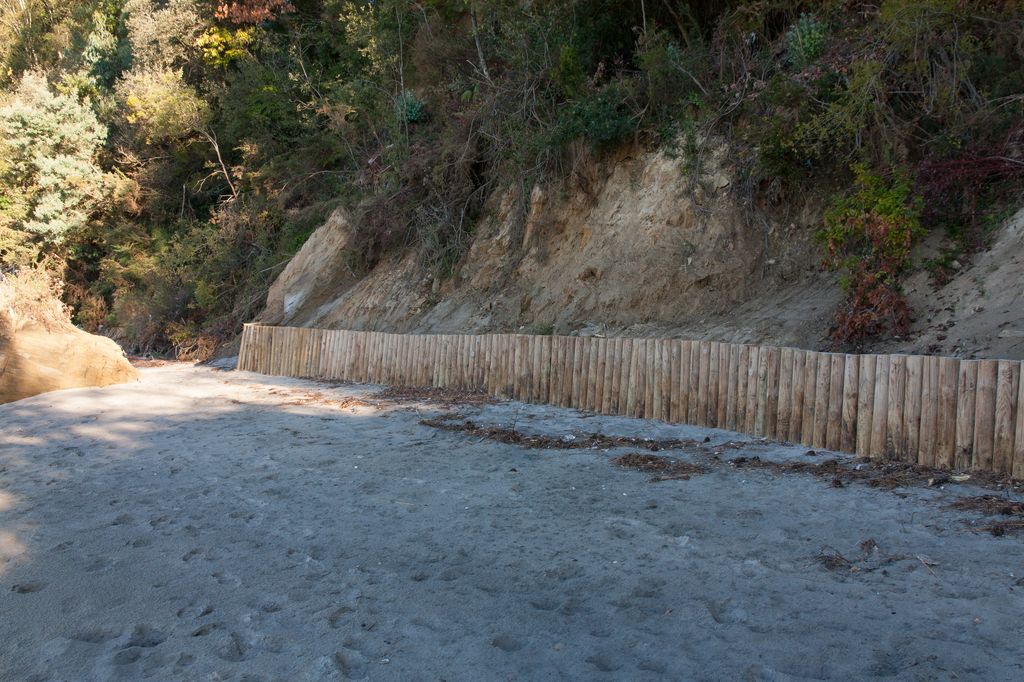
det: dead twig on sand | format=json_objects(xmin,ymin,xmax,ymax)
[
  {"xmin": 610, "ymin": 453, "xmax": 706, "ymax": 482},
  {"xmin": 951, "ymin": 495, "xmax": 1024, "ymax": 536},
  {"xmin": 728, "ymin": 456, "xmax": 1020, "ymax": 492},
  {"xmin": 374, "ymin": 386, "xmax": 497, "ymax": 407},
  {"xmin": 419, "ymin": 418, "xmax": 702, "ymax": 452}
]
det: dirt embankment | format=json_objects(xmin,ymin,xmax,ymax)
[{"xmin": 260, "ymin": 145, "xmax": 1024, "ymax": 360}]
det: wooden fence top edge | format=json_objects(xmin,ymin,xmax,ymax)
[{"xmin": 240, "ymin": 324, "xmax": 1023, "ymax": 365}]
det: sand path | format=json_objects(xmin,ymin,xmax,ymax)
[{"xmin": 1, "ymin": 364, "xmax": 1023, "ymax": 680}]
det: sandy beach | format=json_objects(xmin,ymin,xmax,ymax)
[{"xmin": 2, "ymin": 363, "xmax": 1023, "ymax": 680}]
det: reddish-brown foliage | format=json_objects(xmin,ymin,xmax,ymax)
[
  {"xmin": 215, "ymin": 0, "xmax": 295, "ymax": 25},
  {"xmin": 917, "ymin": 125, "xmax": 1024, "ymax": 247},
  {"xmin": 831, "ymin": 265, "xmax": 912, "ymax": 345}
]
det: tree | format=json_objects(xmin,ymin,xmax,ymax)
[
  {"xmin": 0, "ymin": 72, "xmax": 111, "ymax": 245},
  {"xmin": 117, "ymin": 67, "xmax": 237, "ymax": 198}
]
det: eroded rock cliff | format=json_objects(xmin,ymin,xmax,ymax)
[{"xmin": 259, "ymin": 145, "xmax": 1024, "ymax": 360}]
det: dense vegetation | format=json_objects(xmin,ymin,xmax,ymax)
[{"xmin": 1, "ymin": 0, "xmax": 1021, "ymax": 355}]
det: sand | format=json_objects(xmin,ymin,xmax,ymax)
[{"xmin": 2, "ymin": 363, "xmax": 1024, "ymax": 681}]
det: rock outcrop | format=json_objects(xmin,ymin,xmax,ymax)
[
  {"xmin": 258, "ymin": 143, "xmax": 1024, "ymax": 359},
  {"xmin": 0, "ymin": 323, "xmax": 138, "ymax": 404},
  {"xmin": 260, "ymin": 144, "xmax": 835, "ymax": 348},
  {"xmin": 260, "ymin": 207, "xmax": 360, "ymax": 327}
]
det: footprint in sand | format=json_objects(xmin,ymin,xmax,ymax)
[
  {"xmin": 69, "ymin": 626, "xmax": 119, "ymax": 644},
  {"xmin": 327, "ymin": 605, "xmax": 355, "ymax": 629},
  {"xmin": 126, "ymin": 624, "xmax": 167, "ymax": 648},
  {"xmin": 333, "ymin": 647, "xmax": 369, "ymax": 679},
  {"xmin": 213, "ymin": 631, "xmax": 249, "ymax": 662},
  {"xmin": 10, "ymin": 581, "xmax": 46, "ymax": 593},
  {"xmin": 211, "ymin": 571, "xmax": 241, "ymax": 586},
  {"xmin": 490, "ymin": 635, "xmax": 524, "ymax": 652},
  {"xmin": 191, "ymin": 622, "xmax": 221, "ymax": 637},
  {"xmin": 112, "ymin": 647, "xmax": 142, "ymax": 665},
  {"xmin": 586, "ymin": 653, "xmax": 624, "ymax": 673}
]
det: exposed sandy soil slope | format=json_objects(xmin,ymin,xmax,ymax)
[
  {"xmin": 259, "ymin": 142, "xmax": 1024, "ymax": 360},
  {"xmin": 2, "ymin": 365, "xmax": 1024, "ymax": 680}
]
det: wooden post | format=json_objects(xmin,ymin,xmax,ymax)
[
  {"xmin": 548, "ymin": 336, "xmax": 563, "ymax": 406},
  {"xmin": 762, "ymin": 348, "xmax": 780, "ymax": 439},
  {"xmin": 799, "ymin": 352, "xmax": 817, "ymax": 446},
  {"xmin": 855, "ymin": 355, "xmax": 875, "ymax": 456},
  {"xmin": 812, "ymin": 354, "xmax": 831, "ymax": 449},
  {"xmin": 934, "ymin": 357, "xmax": 958, "ymax": 469},
  {"xmin": 636, "ymin": 338, "xmax": 650, "ymax": 418},
  {"xmin": 744, "ymin": 346, "xmax": 761, "ymax": 435},
  {"xmin": 917, "ymin": 357, "xmax": 940, "ymax": 467},
  {"xmin": 446, "ymin": 334, "xmax": 457, "ymax": 389},
  {"xmin": 526, "ymin": 335, "xmax": 539, "ymax": 402},
  {"xmin": 736, "ymin": 345, "xmax": 750, "ymax": 433},
  {"xmin": 541, "ymin": 336, "xmax": 554, "ymax": 404},
  {"xmin": 824, "ymin": 354, "xmax": 845, "ymax": 451},
  {"xmin": 725, "ymin": 344, "xmax": 740, "ymax": 431},
  {"xmin": 640, "ymin": 339, "xmax": 654, "ymax": 419},
  {"xmin": 657, "ymin": 339, "xmax": 669, "ymax": 423},
  {"xmin": 753, "ymin": 347, "xmax": 770, "ymax": 436},
  {"xmin": 902, "ymin": 356, "xmax": 924, "ymax": 462},
  {"xmin": 667, "ymin": 340, "xmax": 681, "ymax": 422},
  {"xmin": 886, "ymin": 356, "xmax": 907, "ymax": 460},
  {"xmin": 994, "ymin": 360, "xmax": 1019, "ymax": 475},
  {"xmin": 706, "ymin": 342, "xmax": 720, "ymax": 427},
  {"xmin": 589, "ymin": 338, "xmax": 602, "ymax": 413},
  {"xmin": 624, "ymin": 338, "xmax": 640, "ymax": 417},
  {"xmin": 870, "ymin": 352, "xmax": 892, "ymax": 457},
  {"xmin": 1014, "ymin": 360, "xmax": 1024, "ymax": 479},
  {"xmin": 776, "ymin": 348, "xmax": 794, "ymax": 441},
  {"xmin": 714, "ymin": 343, "xmax": 729, "ymax": 428},
  {"xmin": 603, "ymin": 338, "xmax": 620, "ymax": 415},
  {"xmin": 564, "ymin": 335, "xmax": 577, "ymax": 408},
  {"xmin": 973, "ymin": 359, "xmax": 998, "ymax": 471},
  {"xmin": 568, "ymin": 337, "xmax": 583, "ymax": 409},
  {"xmin": 593, "ymin": 335, "xmax": 606, "ymax": 411},
  {"xmin": 601, "ymin": 337, "xmax": 616, "ymax": 414},
  {"xmin": 520, "ymin": 336, "xmax": 534, "ymax": 401},
  {"xmin": 506, "ymin": 335, "xmax": 517, "ymax": 397},
  {"xmin": 653, "ymin": 339, "xmax": 665, "ymax": 420},
  {"xmin": 839, "ymin": 354, "xmax": 859, "ymax": 454},
  {"xmin": 689, "ymin": 341, "xmax": 703, "ymax": 425}
]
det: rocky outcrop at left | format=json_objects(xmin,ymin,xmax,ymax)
[
  {"xmin": 1, "ymin": 272, "xmax": 138, "ymax": 404},
  {"xmin": 0, "ymin": 323, "xmax": 138, "ymax": 404}
]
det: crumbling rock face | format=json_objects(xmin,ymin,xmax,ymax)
[
  {"xmin": 260, "ymin": 207, "xmax": 361, "ymax": 327},
  {"xmin": 260, "ymin": 145, "xmax": 834, "ymax": 347},
  {"xmin": 0, "ymin": 323, "xmax": 138, "ymax": 404}
]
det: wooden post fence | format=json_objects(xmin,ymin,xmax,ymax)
[{"xmin": 238, "ymin": 324, "xmax": 1024, "ymax": 477}]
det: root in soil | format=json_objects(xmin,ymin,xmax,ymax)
[
  {"xmin": 419, "ymin": 418, "xmax": 703, "ymax": 451},
  {"xmin": 610, "ymin": 453, "xmax": 706, "ymax": 482}
]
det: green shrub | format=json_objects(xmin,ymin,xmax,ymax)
[
  {"xmin": 557, "ymin": 83, "xmax": 637, "ymax": 150},
  {"xmin": 395, "ymin": 90, "xmax": 427, "ymax": 125},
  {"xmin": 785, "ymin": 13, "xmax": 827, "ymax": 69},
  {"xmin": 818, "ymin": 165, "xmax": 924, "ymax": 344}
]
